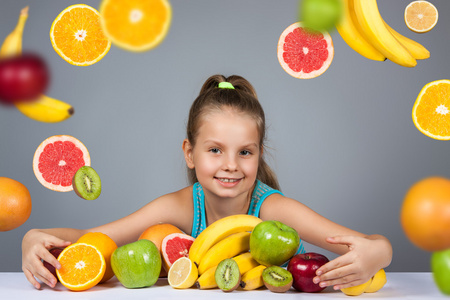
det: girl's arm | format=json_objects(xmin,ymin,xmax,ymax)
[
  {"xmin": 260, "ymin": 194, "xmax": 393, "ymax": 290},
  {"xmin": 22, "ymin": 186, "xmax": 194, "ymax": 290}
]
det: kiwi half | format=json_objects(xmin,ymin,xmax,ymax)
[
  {"xmin": 262, "ymin": 266, "xmax": 293, "ymax": 293},
  {"xmin": 214, "ymin": 258, "xmax": 241, "ymax": 292},
  {"xmin": 72, "ymin": 166, "xmax": 101, "ymax": 200}
]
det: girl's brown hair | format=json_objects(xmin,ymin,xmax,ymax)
[{"xmin": 186, "ymin": 74, "xmax": 280, "ymax": 190}]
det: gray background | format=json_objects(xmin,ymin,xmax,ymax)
[{"xmin": 1, "ymin": 0, "xmax": 449, "ymax": 273}]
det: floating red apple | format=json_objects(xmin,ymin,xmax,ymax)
[{"xmin": 287, "ymin": 252, "xmax": 329, "ymax": 293}]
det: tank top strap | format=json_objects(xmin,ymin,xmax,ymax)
[
  {"xmin": 248, "ymin": 180, "xmax": 283, "ymax": 217},
  {"xmin": 191, "ymin": 182, "xmax": 207, "ymax": 238}
]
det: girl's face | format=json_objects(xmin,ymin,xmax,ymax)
[{"xmin": 184, "ymin": 108, "xmax": 261, "ymax": 199}]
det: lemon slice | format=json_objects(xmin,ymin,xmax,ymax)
[
  {"xmin": 168, "ymin": 257, "xmax": 198, "ymax": 289},
  {"xmin": 405, "ymin": 1, "xmax": 438, "ymax": 33}
]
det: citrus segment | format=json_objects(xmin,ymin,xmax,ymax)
[
  {"xmin": 405, "ymin": 1, "xmax": 438, "ymax": 33},
  {"xmin": 168, "ymin": 257, "xmax": 198, "ymax": 289},
  {"xmin": 56, "ymin": 243, "xmax": 106, "ymax": 291},
  {"xmin": 50, "ymin": 4, "xmax": 111, "ymax": 66},
  {"xmin": 77, "ymin": 232, "xmax": 118, "ymax": 283},
  {"xmin": 99, "ymin": 0, "xmax": 172, "ymax": 52},
  {"xmin": 161, "ymin": 233, "xmax": 195, "ymax": 271},
  {"xmin": 33, "ymin": 135, "xmax": 90, "ymax": 192},
  {"xmin": 0, "ymin": 177, "xmax": 32, "ymax": 231},
  {"xmin": 412, "ymin": 80, "xmax": 450, "ymax": 140},
  {"xmin": 277, "ymin": 22, "xmax": 334, "ymax": 79}
]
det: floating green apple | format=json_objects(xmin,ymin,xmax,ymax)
[
  {"xmin": 250, "ymin": 220, "xmax": 300, "ymax": 266},
  {"xmin": 300, "ymin": 0, "xmax": 342, "ymax": 32},
  {"xmin": 111, "ymin": 239, "xmax": 161, "ymax": 288},
  {"xmin": 431, "ymin": 248, "xmax": 450, "ymax": 295}
]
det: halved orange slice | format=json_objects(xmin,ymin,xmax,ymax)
[
  {"xmin": 56, "ymin": 243, "xmax": 106, "ymax": 291},
  {"xmin": 50, "ymin": 4, "xmax": 111, "ymax": 66},
  {"xmin": 99, "ymin": 0, "xmax": 172, "ymax": 52},
  {"xmin": 405, "ymin": 1, "xmax": 438, "ymax": 33},
  {"xmin": 412, "ymin": 80, "xmax": 450, "ymax": 140}
]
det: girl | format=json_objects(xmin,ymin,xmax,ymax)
[{"xmin": 22, "ymin": 74, "xmax": 392, "ymax": 291}]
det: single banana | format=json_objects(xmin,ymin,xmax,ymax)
[
  {"xmin": 196, "ymin": 252, "xmax": 259, "ymax": 289},
  {"xmin": 383, "ymin": 22, "xmax": 430, "ymax": 60},
  {"xmin": 335, "ymin": 0, "xmax": 385, "ymax": 61},
  {"xmin": 189, "ymin": 214, "xmax": 262, "ymax": 267},
  {"xmin": 353, "ymin": 0, "xmax": 416, "ymax": 67},
  {"xmin": 0, "ymin": 6, "xmax": 28, "ymax": 57},
  {"xmin": 0, "ymin": 7, "xmax": 74, "ymax": 122},
  {"xmin": 198, "ymin": 231, "xmax": 251, "ymax": 275},
  {"xmin": 15, "ymin": 95, "xmax": 74, "ymax": 123},
  {"xmin": 240, "ymin": 265, "xmax": 267, "ymax": 291}
]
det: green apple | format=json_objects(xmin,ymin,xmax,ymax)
[
  {"xmin": 431, "ymin": 248, "xmax": 450, "ymax": 295},
  {"xmin": 111, "ymin": 239, "xmax": 161, "ymax": 288},
  {"xmin": 250, "ymin": 220, "xmax": 300, "ymax": 266},
  {"xmin": 300, "ymin": 0, "xmax": 342, "ymax": 32}
]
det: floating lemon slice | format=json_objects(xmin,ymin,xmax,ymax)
[{"xmin": 405, "ymin": 1, "xmax": 438, "ymax": 33}]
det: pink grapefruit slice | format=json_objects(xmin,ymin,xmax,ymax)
[
  {"xmin": 33, "ymin": 135, "xmax": 90, "ymax": 192},
  {"xmin": 277, "ymin": 22, "xmax": 334, "ymax": 79},
  {"xmin": 161, "ymin": 233, "xmax": 195, "ymax": 272}
]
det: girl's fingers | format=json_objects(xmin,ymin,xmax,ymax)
[
  {"xmin": 34, "ymin": 264, "xmax": 57, "ymax": 288},
  {"xmin": 315, "ymin": 253, "xmax": 353, "ymax": 276},
  {"xmin": 326, "ymin": 235, "xmax": 357, "ymax": 247},
  {"xmin": 44, "ymin": 237, "xmax": 71, "ymax": 250},
  {"xmin": 23, "ymin": 268, "xmax": 41, "ymax": 290}
]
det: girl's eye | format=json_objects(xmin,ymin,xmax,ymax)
[
  {"xmin": 210, "ymin": 148, "xmax": 221, "ymax": 154},
  {"xmin": 240, "ymin": 150, "xmax": 251, "ymax": 156}
]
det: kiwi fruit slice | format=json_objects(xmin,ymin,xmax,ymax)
[
  {"xmin": 262, "ymin": 266, "xmax": 293, "ymax": 293},
  {"xmin": 72, "ymin": 166, "xmax": 101, "ymax": 200},
  {"xmin": 214, "ymin": 258, "xmax": 241, "ymax": 292}
]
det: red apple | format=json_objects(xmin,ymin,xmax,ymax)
[
  {"xmin": 287, "ymin": 252, "xmax": 329, "ymax": 293},
  {"xmin": 0, "ymin": 53, "xmax": 49, "ymax": 104},
  {"xmin": 43, "ymin": 248, "xmax": 64, "ymax": 280}
]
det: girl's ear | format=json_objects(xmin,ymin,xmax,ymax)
[{"xmin": 182, "ymin": 139, "xmax": 195, "ymax": 169}]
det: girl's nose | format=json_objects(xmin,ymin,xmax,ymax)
[{"xmin": 222, "ymin": 154, "xmax": 238, "ymax": 171}]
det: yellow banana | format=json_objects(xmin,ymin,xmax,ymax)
[
  {"xmin": 189, "ymin": 214, "xmax": 262, "ymax": 267},
  {"xmin": 383, "ymin": 22, "xmax": 430, "ymax": 60},
  {"xmin": 0, "ymin": 7, "xmax": 74, "ymax": 122},
  {"xmin": 0, "ymin": 7, "xmax": 28, "ymax": 57},
  {"xmin": 196, "ymin": 252, "xmax": 260, "ymax": 289},
  {"xmin": 15, "ymin": 95, "xmax": 74, "ymax": 123},
  {"xmin": 335, "ymin": 0, "xmax": 385, "ymax": 61},
  {"xmin": 353, "ymin": 0, "xmax": 416, "ymax": 67},
  {"xmin": 240, "ymin": 265, "xmax": 267, "ymax": 291},
  {"xmin": 198, "ymin": 231, "xmax": 251, "ymax": 275}
]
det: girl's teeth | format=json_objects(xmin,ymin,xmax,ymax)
[{"xmin": 219, "ymin": 178, "xmax": 238, "ymax": 183}]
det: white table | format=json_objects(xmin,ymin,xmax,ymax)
[{"xmin": 0, "ymin": 272, "xmax": 445, "ymax": 299}]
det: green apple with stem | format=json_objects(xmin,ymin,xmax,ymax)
[
  {"xmin": 431, "ymin": 248, "xmax": 450, "ymax": 295},
  {"xmin": 250, "ymin": 220, "xmax": 300, "ymax": 266},
  {"xmin": 111, "ymin": 239, "xmax": 161, "ymax": 288}
]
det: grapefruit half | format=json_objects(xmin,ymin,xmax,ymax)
[
  {"xmin": 33, "ymin": 135, "xmax": 90, "ymax": 192},
  {"xmin": 161, "ymin": 233, "xmax": 195, "ymax": 272},
  {"xmin": 277, "ymin": 22, "xmax": 334, "ymax": 79}
]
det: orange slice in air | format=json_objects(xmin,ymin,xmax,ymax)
[
  {"xmin": 99, "ymin": 0, "xmax": 172, "ymax": 52},
  {"xmin": 50, "ymin": 4, "xmax": 111, "ymax": 66},
  {"xmin": 404, "ymin": 1, "xmax": 438, "ymax": 33},
  {"xmin": 412, "ymin": 80, "xmax": 450, "ymax": 140},
  {"xmin": 56, "ymin": 243, "xmax": 106, "ymax": 291}
]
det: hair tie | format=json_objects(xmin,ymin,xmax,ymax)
[{"xmin": 218, "ymin": 82, "xmax": 235, "ymax": 89}]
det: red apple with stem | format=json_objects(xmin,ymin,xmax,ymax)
[{"xmin": 287, "ymin": 252, "xmax": 329, "ymax": 293}]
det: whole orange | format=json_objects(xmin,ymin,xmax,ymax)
[
  {"xmin": 77, "ymin": 232, "xmax": 117, "ymax": 283},
  {"xmin": 139, "ymin": 223, "xmax": 183, "ymax": 252},
  {"xmin": 139, "ymin": 223, "xmax": 183, "ymax": 277},
  {"xmin": 401, "ymin": 177, "xmax": 450, "ymax": 251},
  {"xmin": 0, "ymin": 177, "xmax": 32, "ymax": 231}
]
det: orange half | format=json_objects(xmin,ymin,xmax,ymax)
[
  {"xmin": 56, "ymin": 243, "xmax": 106, "ymax": 291},
  {"xmin": 50, "ymin": 4, "xmax": 111, "ymax": 66},
  {"xmin": 412, "ymin": 80, "xmax": 450, "ymax": 140},
  {"xmin": 404, "ymin": 1, "xmax": 438, "ymax": 33},
  {"xmin": 99, "ymin": 0, "xmax": 172, "ymax": 52}
]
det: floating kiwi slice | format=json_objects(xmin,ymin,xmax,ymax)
[
  {"xmin": 214, "ymin": 258, "xmax": 241, "ymax": 292},
  {"xmin": 262, "ymin": 265, "xmax": 293, "ymax": 293},
  {"xmin": 72, "ymin": 166, "xmax": 101, "ymax": 200}
]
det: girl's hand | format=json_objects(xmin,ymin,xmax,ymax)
[
  {"xmin": 21, "ymin": 229, "xmax": 71, "ymax": 289},
  {"xmin": 312, "ymin": 235, "xmax": 392, "ymax": 290}
]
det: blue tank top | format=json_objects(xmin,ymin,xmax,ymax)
[{"xmin": 190, "ymin": 180, "xmax": 306, "ymax": 260}]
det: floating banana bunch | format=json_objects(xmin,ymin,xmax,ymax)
[
  {"xmin": 336, "ymin": 0, "xmax": 429, "ymax": 67},
  {"xmin": 189, "ymin": 214, "xmax": 262, "ymax": 267},
  {"xmin": 0, "ymin": 7, "xmax": 74, "ymax": 123}
]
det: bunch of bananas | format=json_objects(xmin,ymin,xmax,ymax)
[
  {"xmin": 336, "ymin": 0, "xmax": 429, "ymax": 67},
  {"xmin": 189, "ymin": 214, "xmax": 268, "ymax": 290},
  {"xmin": 0, "ymin": 7, "xmax": 74, "ymax": 122}
]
